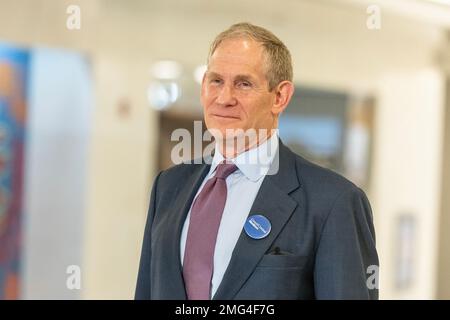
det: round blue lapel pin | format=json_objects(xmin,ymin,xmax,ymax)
[{"xmin": 244, "ymin": 215, "xmax": 271, "ymax": 240}]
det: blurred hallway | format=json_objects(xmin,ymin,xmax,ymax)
[{"xmin": 0, "ymin": 0, "xmax": 449, "ymax": 299}]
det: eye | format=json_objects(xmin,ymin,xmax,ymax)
[
  {"xmin": 210, "ymin": 78, "xmax": 222, "ymax": 85},
  {"xmin": 238, "ymin": 81, "xmax": 252, "ymax": 88}
]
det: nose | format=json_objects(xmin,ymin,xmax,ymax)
[{"xmin": 216, "ymin": 84, "xmax": 237, "ymax": 107}]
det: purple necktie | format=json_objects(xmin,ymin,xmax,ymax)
[{"xmin": 183, "ymin": 161, "xmax": 238, "ymax": 300}]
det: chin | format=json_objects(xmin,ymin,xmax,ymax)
[
  {"xmin": 207, "ymin": 126, "xmax": 238, "ymax": 141},
  {"xmin": 207, "ymin": 119, "xmax": 239, "ymax": 133}
]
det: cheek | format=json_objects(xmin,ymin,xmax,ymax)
[
  {"xmin": 243, "ymin": 96, "xmax": 270, "ymax": 116},
  {"xmin": 200, "ymin": 95, "xmax": 208, "ymax": 110},
  {"xmin": 201, "ymin": 86, "xmax": 217, "ymax": 103},
  {"xmin": 200, "ymin": 85, "xmax": 209, "ymax": 106}
]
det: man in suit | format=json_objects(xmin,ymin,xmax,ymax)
[{"xmin": 135, "ymin": 22, "xmax": 379, "ymax": 300}]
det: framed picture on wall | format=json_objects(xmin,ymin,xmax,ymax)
[{"xmin": 279, "ymin": 86, "xmax": 374, "ymax": 189}]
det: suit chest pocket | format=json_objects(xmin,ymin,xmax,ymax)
[
  {"xmin": 237, "ymin": 254, "xmax": 313, "ymax": 299},
  {"xmin": 256, "ymin": 253, "xmax": 309, "ymax": 269}
]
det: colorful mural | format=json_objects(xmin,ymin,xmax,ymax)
[{"xmin": 0, "ymin": 44, "xmax": 28, "ymax": 299}]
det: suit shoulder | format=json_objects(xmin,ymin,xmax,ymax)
[
  {"xmin": 288, "ymin": 151, "xmax": 371, "ymax": 226},
  {"xmin": 156, "ymin": 159, "xmax": 209, "ymax": 187},
  {"xmin": 158, "ymin": 162, "xmax": 196, "ymax": 179},
  {"xmin": 291, "ymin": 151, "xmax": 361, "ymax": 196}
]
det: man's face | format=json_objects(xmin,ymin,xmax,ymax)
[{"xmin": 201, "ymin": 38, "xmax": 277, "ymax": 140}]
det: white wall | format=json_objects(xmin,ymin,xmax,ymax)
[
  {"xmin": 22, "ymin": 47, "xmax": 93, "ymax": 299},
  {"xmin": 82, "ymin": 54, "xmax": 155, "ymax": 299},
  {"xmin": 372, "ymin": 70, "xmax": 445, "ymax": 299}
]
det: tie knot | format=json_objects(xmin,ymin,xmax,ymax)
[{"xmin": 215, "ymin": 162, "xmax": 238, "ymax": 180}]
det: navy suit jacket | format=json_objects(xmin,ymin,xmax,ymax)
[{"xmin": 135, "ymin": 140, "xmax": 379, "ymax": 299}]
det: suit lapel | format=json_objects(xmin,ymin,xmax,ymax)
[
  {"xmin": 213, "ymin": 142, "xmax": 300, "ymax": 300},
  {"xmin": 162, "ymin": 162, "xmax": 210, "ymax": 299}
]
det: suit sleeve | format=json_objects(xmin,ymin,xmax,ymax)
[
  {"xmin": 314, "ymin": 187, "xmax": 379, "ymax": 299},
  {"xmin": 135, "ymin": 171, "xmax": 162, "ymax": 300}
]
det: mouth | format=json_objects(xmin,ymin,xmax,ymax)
[{"xmin": 212, "ymin": 114, "xmax": 240, "ymax": 120}]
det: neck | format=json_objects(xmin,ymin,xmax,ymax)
[{"xmin": 217, "ymin": 128, "xmax": 276, "ymax": 159}]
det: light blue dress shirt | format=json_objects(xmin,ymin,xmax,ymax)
[{"xmin": 180, "ymin": 131, "xmax": 279, "ymax": 298}]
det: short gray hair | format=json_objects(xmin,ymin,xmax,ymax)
[{"xmin": 208, "ymin": 22, "xmax": 293, "ymax": 91}]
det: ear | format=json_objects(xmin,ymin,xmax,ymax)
[{"xmin": 271, "ymin": 81, "xmax": 294, "ymax": 116}]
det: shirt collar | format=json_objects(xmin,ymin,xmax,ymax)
[{"xmin": 209, "ymin": 130, "xmax": 279, "ymax": 182}]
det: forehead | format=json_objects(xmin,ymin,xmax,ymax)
[{"xmin": 208, "ymin": 38, "xmax": 267, "ymax": 77}]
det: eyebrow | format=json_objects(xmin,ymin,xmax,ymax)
[{"xmin": 206, "ymin": 71, "xmax": 256, "ymax": 82}]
